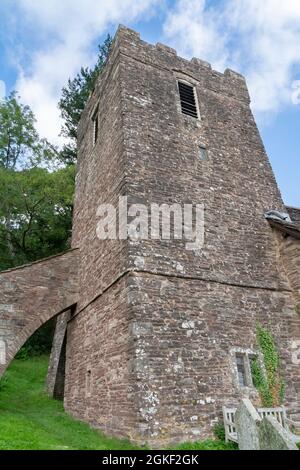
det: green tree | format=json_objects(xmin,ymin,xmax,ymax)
[
  {"xmin": 0, "ymin": 165, "xmax": 75, "ymax": 271},
  {"xmin": 0, "ymin": 92, "xmax": 56, "ymax": 170},
  {"xmin": 58, "ymin": 34, "xmax": 112, "ymax": 164},
  {"xmin": 0, "ymin": 92, "xmax": 70, "ymax": 272}
]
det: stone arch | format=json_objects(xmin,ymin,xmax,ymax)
[{"xmin": 0, "ymin": 249, "xmax": 79, "ymax": 378}]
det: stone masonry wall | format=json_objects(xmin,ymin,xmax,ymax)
[
  {"xmin": 276, "ymin": 232, "xmax": 300, "ymax": 313},
  {"xmin": 128, "ymin": 272, "xmax": 299, "ymax": 446},
  {"xmin": 287, "ymin": 206, "xmax": 300, "ymax": 223},
  {"xmin": 0, "ymin": 249, "xmax": 78, "ymax": 377},
  {"xmin": 280, "ymin": 208, "xmax": 300, "ymax": 312},
  {"xmin": 64, "ymin": 26, "xmax": 300, "ymax": 446},
  {"xmin": 65, "ymin": 29, "xmax": 135, "ymax": 433},
  {"xmin": 64, "ymin": 275, "xmax": 137, "ymax": 439},
  {"xmin": 118, "ymin": 27, "xmax": 288, "ymax": 290},
  {"xmin": 47, "ymin": 310, "xmax": 70, "ymax": 399},
  {"xmin": 73, "ymin": 35, "xmax": 128, "ymax": 310},
  {"xmin": 118, "ymin": 27, "xmax": 300, "ymax": 444}
]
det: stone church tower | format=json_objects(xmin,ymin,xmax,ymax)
[
  {"xmin": 0, "ymin": 26, "xmax": 299, "ymax": 447},
  {"xmin": 64, "ymin": 25, "xmax": 300, "ymax": 444}
]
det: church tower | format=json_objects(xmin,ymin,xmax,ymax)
[{"xmin": 63, "ymin": 26, "xmax": 300, "ymax": 446}]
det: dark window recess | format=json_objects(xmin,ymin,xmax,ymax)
[
  {"xmin": 199, "ymin": 145, "xmax": 208, "ymax": 161},
  {"xmin": 178, "ymin": 81, "xmax": 198, "ymax": 118},
  {"xmin": 236, "ymin": 354, "xmax": 247, "ymax": 387},
  {"xmin": 234, "ymin": 351, "xmax": 259, "ymax": 388},
  {"xmin": 92, "ymin": 107, "xmax": 99, "ymax": 145}
]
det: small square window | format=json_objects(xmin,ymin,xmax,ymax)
[{"xmin": 199, "ymin": 145, "xmax": 208, "ymax": 161}]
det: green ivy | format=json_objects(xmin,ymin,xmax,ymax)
[
  {"xmin": 251, "ymin": 324, "xmax": 285, "ymax": 407},
  {"xmin": 251, "ymin": 357, "xmax": 272, "ymax": 407}
]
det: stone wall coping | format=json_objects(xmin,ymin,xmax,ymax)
[
  {"xmin": 116, "ymin": 25, "xmax": 247, "ymax": 83},
  {"xmin": 0, "ymin": 248, "xmax": 79, "ymax": 275}
]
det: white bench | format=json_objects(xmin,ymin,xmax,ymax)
[{"xmin": 222, "ymin": 405, "xmax": 288, "ymax": 443}]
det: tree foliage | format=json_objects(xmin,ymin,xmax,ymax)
[
  {"xmin": 0, "ymin": 92, "xmax": 56, "ymax": 170},
  {"xmin": 16, "ymin": 319, "xmax": 55, "ymax": 359},
  {"xmin": 58, "ymin": 34, "xmax": 112, "ymax": 164},
  {"xmin": 0, "ymin": 92, "xmax": 75, "ymax": 272},
  {"xmin": 0, "ymin": 165, "xmax": 75, "ymax": 271}
]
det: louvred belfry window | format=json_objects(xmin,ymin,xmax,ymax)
[{"xmin": 178, "ymin": 81, "xmax": 199, "ymax": 118}]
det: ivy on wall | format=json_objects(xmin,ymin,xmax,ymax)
[{"xmin": 251, "ymin": 324, "xmax": 285, "ymax": 407}]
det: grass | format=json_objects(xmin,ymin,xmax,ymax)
[
  {"xmin": 0, "ymin": 356, "xmax": 138, "ymax": 450},
  {"xmin": 0, "ymin": 356, "xmax": 235, "ymax": 450},
  {"xmin": 171, "ymin": 440, "xmax": 237, "ymax": 450}
]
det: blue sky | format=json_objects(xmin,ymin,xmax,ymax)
[{"xmin": 0, "ymin": 0, "xmax": 299, "ymax": 207}]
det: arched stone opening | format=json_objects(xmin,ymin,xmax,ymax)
[{"xmin": 0, "ymin": 249, "xmax": 79, "ymax": 379}]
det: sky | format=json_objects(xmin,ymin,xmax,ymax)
[{"xmin": 0, "ymin": 0, "xmax": 299, "ymax": 207}]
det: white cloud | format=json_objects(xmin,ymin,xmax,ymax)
[
  {"xmin": 8, "ymin": 0, "xmax": 300, "ymax": 141},
  {"xmin": 163, "ymin": 0, "xmax": 300, "ymax": 118},
  {"xmin": 0, "ymin": 81, "xmax": 6, "ymax": 100},
  {"xmin": 163, "ymin": 0, "xmax": 229, "ymax": 71},
  {"xmin": 292, "ymin": 81, "xmax": 300, "ymax": 105},
  {"xmin": 12, "ymin": 0, "xmax": 159, "ymax": 144}
]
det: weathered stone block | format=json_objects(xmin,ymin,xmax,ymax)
[{"xmin": 235, "ymin": 399, "xmax": 261, "ymax": 450}]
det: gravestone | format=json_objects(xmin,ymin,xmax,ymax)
[
  {"xmin": 235, "ymin": 399, "xmax": 261, "ymax": 450},
  {"xmin": 259, "ymin": 416, "xmax": 298, "ymax": 451},
  {"xmin": 236, "ymin": 399, "xmax": 298, "ymax": 450}
]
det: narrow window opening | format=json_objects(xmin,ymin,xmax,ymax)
[
  {"xmin": 234, "ymin": 351, "xmax": 259, "ymax": 388},
  {"xmin": 92, "ymin": 106, "xmax": 99, "ymax": 145},
  {"xmin": 86, "ymin": 369, "xmax": 92, "ymax": 397},
  {"xmin": 199, "ymin": 145, "xmax": 208, "ymax": 161},
  {"xmin": 236, "ymin": 354, "xmax": 247, "ymax": 387},
  {"xmin": 178, "ymin": 81, "xmax": 198, "ymax": 118}
]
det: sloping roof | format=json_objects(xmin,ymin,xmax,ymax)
[{"xmin": 267, "ymin": 217, "xmax": 300, "ymax": 240}]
